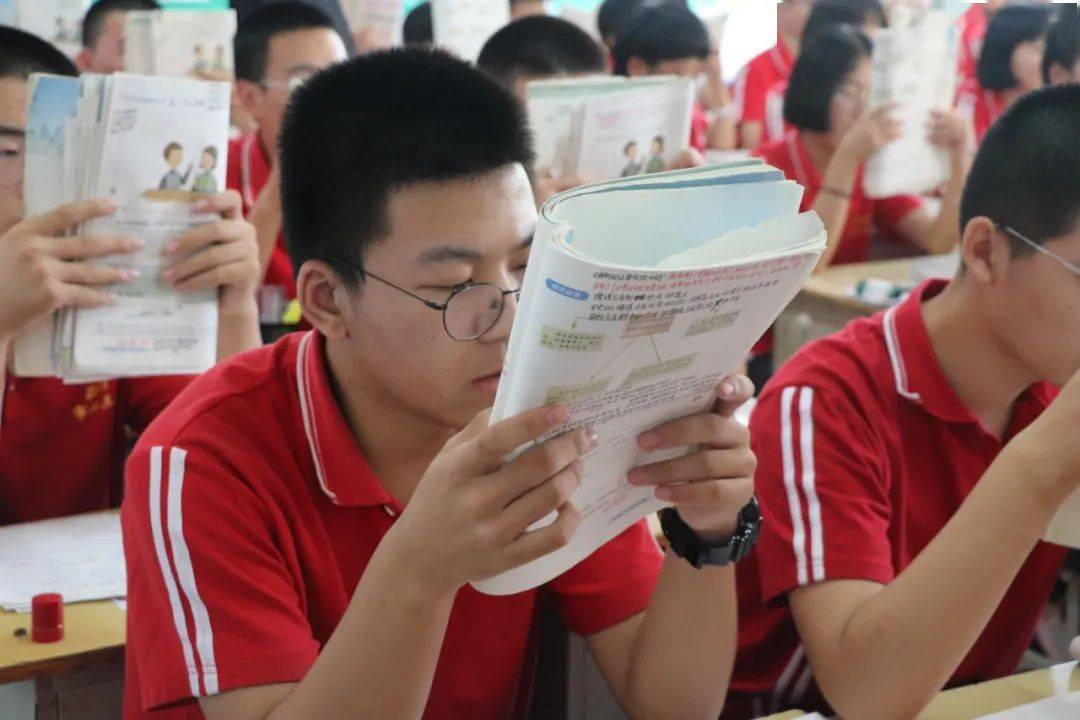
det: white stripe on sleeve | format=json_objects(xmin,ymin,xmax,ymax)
[
  {"xmin": 799, "ymin": 387, "xmax": 825, "ymax": 582},
  {"xmin": 166, "ymin": 447, "xmax": 221, "ymax": 696},
  {"xmin": 148, "ymin": 446, "xmax": 200, "ymax": 696},
  {"xmin": 780, "ymin": 387, "xmax": 809, "ymax": 586}
]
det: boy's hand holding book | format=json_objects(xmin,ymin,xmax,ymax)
[
  {"xmin": 0, "ymin": 198, "xmax": 141, "ymax": 342},
  {"xmin": 627, "ymin": 375, "xmax": 756, "ymax": 542},
  {"xmin": 382, "ymin": 405, "xmax": 590, "ymax": 596},
  {"xmin": 159, "ymin": 190, "xmax": 260, "ymax": 318}
]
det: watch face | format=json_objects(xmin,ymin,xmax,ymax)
[{"xmin": 741, "ymin": 497, "xmax": 762, "ymax": 525}]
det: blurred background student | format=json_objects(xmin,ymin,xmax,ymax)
[
  {"xmin": 1042, "ymin": 5, "xmax": 1080, "ymax": 87},
  {"xmin": 75, "ymin": 0, "xmax": 159, "ymax": 74},
  {"xmin": 956, "ymin": 4, "xmax": 1050, "ymax": 145}
]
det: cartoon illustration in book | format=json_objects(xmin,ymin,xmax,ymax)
[
  {"xmin": 645, "ymin": 135, "xmax": 666, "ymax": 174},
  {"xmin": 620, "ymin": 140, "xmax": 642, "ymax": 178},
  {"xmin": 192, "ymin": 146, "xmax": 219, "ymax": 194},
  {"xmin": 192, "ymin": 45, "xmax": 209, "ymax": 76},
  {"xmin": 158, "ymin": 142, "xmax": 192, "ymax": 190}
]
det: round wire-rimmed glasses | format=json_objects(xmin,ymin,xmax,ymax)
[{"xmin": 334, "ymin": 259, "xmax": 520, "ymax": 341}]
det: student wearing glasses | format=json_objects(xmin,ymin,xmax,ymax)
[
  {"xmin": 121, "ymin": 49, "xmax": 760, "ymax": 720},
  {"xmin": 228, "ymin": 2, "xmax": 347, "ymax": 302},
  {"xmin": 725, "ymin": 84, "xmax": 1080, "ymax": 719}
]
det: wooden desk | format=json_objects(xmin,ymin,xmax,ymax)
[
  {"xmin": 1, "ymin": 601, "xmax": 125, "ymax": 719},
  {"xmin": 773, "ymin": 259, "xmax": 912, "ymax": 366},
  {"xmin": 754, "ymin": 663, "xmax": 1080, "ymax": 720},
  {"xmin": 920, "ymin": 662, "xmax": 1080, "ymax": 719}
]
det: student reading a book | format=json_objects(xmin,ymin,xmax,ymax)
[
  {"xmin": 1043, "ymin": 6, "xmax": 1080, "ymax": 87},
  {"xmin": 229, "ymin": 2, "xmax": 347, "ymax": 303},
  {"xmin": 754, "ymin": 26, "xmax": 968, "ymax": 271},
  {"xmin": 75, "ymin": 0, "xmax": 160, "ymax": 74},
  {"xmin": 0, "ymin": 27, "xmax": 262, "ymax": 526},
  {"xmin": 956, "ymin": 5, "xmax": 1050, "ymax": 145},
  {"xmin": 742, "ymin": 0, "xmax": 890, "ymax": 152},
  {"xmin": 612, "ymin": 2, "xmax": 735, "ymax": 152},
  {"xmin": 732, "ymin": 0, "xmax": 812, "ymax": 150},
  {"xmin": 478, "ymin": 16, "xmax": 606, "ymax": 101},
  {"xmin": 478, "ymin": 15, "xmax": 606, "ymax": 205},
  {"xmin": 725, "ymin": 84, "xmax": 1080, "ymax": 720},
  {"xmin": 121, "ymin": 48, "xmax": 758, "ymax": 720}
]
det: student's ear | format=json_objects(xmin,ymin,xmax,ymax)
[
  {"xmin": 960, "ymin": 217, "xmax": 1010, "ymax": 286},
  {"xmin": 297, "ymin": 260, "xmax": 352, "ymax": 340},
  {"xmin": 625, "ymin": 57, "xmax": 650, "ymax": 77},
  {"xmin": 74, "ymin": 48, "xmax": 92, "ymax": 72},
  {"xmin": 1047, "ymin": 63, "xmax": 1072, "ymax": 87},
  {"xmin": 234, "ymin": 79, "xmax": 264, "ymax": 117}
]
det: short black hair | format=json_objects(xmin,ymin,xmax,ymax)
[
  {"xmin": 611, "ymin": 2, "xmax": 708, "ymax": 76},
  {"xmin": 1043, "ymin": 6, "xmax": 1080, "ymax": 85},
  {"xmin": 81, "ymin": 0, "xmax": 159, "ymax": 50},
  {"xmin": 0, "ymin": 26, "xmax": 78, "ymax": 79},
  {"xmin": 234, "ymin": 1, "xmax": 338, "ymax": 83},
  {"xmin": 801, "ymin": 0, "xmax": 887, "ymax": 47},
  {"xmin": 960, "ymin": 84, "xmax": 1080, "ymax": 254},
  {"xmin": 784, "ymin": 25, "xmax": 872, "ymax": 133},
  {"xmin": 477, "ymin": 16, "xmax": 605, "ymax": 89},
  {"xmin": 280, "ymin": 49, "xmax": 534, "ymax": 285},
  {"xmin": 402, "ymin": 2, "xmax": 432, "ymax": 46},
  {"xmin": 977, "ymin": 5, "xmax": 1050, "ymax": 91},
  {"xmin": 597, "ymin": 0, "xmax": 645, "ymax": 44}
]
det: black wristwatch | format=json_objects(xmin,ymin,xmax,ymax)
[{"xmin": 658, "ymin": 497, "xmax": 762, "ymax": 569}]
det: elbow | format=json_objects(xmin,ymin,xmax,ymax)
[{"xmin": 816, "ymin": 669, "xmax": 937, "ymax": 720}]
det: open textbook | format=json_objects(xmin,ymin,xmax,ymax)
[
  {"xmin": 14, "ymin": 72, "xmax": 231, "ymax": 381},
  {"xmin": 527, "ymin": 76, "xmax": 695, "ymax": 182},
  {"xmin": 124, "ymin": 9, "xmax": 237, "ymax": 80},
  {"xmin": 863, "ymin": 9, "xmax": 958, "ymax": 199},
  {"xmin": 472, "ymin": 161, "xmax": 827, "ymax": 595},
  {"xmin": 2, "ymin": 0, "xmax": 89, "ymax": 56},
  {"xmin": 431, "ymin": 0, "xmax": 509, "ymax": 63}
]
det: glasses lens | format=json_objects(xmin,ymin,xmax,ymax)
[{"xmin": 444, "ymin": 284, "xmax": 506, "ymax": 341}]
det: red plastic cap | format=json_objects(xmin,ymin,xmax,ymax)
[{"xmin": 31, "ymin": 593, "xmax": 64, "ymax": 643}]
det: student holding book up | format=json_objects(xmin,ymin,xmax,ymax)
[
  {"xmin": 755, "ymin": 26, "xmax": 969, "ymax": 271},
  {"xmin": 121, "ymin": 48, "xmax": 759, "ymax": 720},
  {"xmin": 478, "ymin": 16, "xmax": 607, "ymax": 205},
  {"xmin": 0, "ymin": 28, "xmax": 262, "ymax": 525},
  {"xmin": 228, "ymin": 2, "xmax": 347, "ymax": 302},
  {"xmin": 612, "ymin": 2, "xmax": 736, "ymax": 152},
  {"xmin": 725, "ymin": 85, "xmax": 1080, "ymax": 719}
]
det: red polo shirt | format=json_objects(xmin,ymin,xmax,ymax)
[
  {"xmin": 226, "ymin": 131, "xmax": 296, "ymax": 300},
  {"xmin": 753, "ymin": 132, "xmax": 923, "ymax": 266},
  {"xmin": 724, "ymin": 280, "xmax": 1066, "ymax": 719},
  {"xmin": 733, "ymin": 33, "xmax": 794, "ymax": 146},
  {"xmin": 956, "ymin": 80, "xmax": 1006, "ymax": 146},
  {"xmin": 0, "ymin": 374, "xmax": 191, "ymax": 525},
  {"xmin": 121, "ymin": 330, "xmax": 664, "ymax": 719},
  {"xmin": 956, "ymin": 4, "xmax": 990, "ymax": 89}
]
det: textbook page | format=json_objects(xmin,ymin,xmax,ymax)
[
  {"xmin": 66, "ymin": 74, "xmax": 230, "ymax": 377},
  {"xmin": 977, "ymin": 691, "xmax": 1080, "ymax": 719},
  {"xmin": 863, "ymin": 10, "xmax": 957, "ymax": 198},
  {"xmin": 473, "ymin": 164, "xmax": 825, "ymax": 595},
  {"xmin": 575, "ymin": 79, "xmax": 695, "ymax": 181},
  {"xmin": 12, "ymin": 0, "xmax": 88, "ymax": 56},
  {"xmin": 431, "ymin": 0, "xmax": 509, "ymax": 62},
  {"xmin": 0, "ymin": 512, "xmax": 125, "ymax": 612},
  {"xmin": 124, "ymin": 10, "xmax": 237, "ymax": 80}
]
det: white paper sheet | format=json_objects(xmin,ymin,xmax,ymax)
[
  {"xmin": 0, "ymin": 512, "xmax": 125, "ymax": 612},
  {"xmin": 977, "ymin": 691, "xmax": 1080, "ymax": 719}
]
